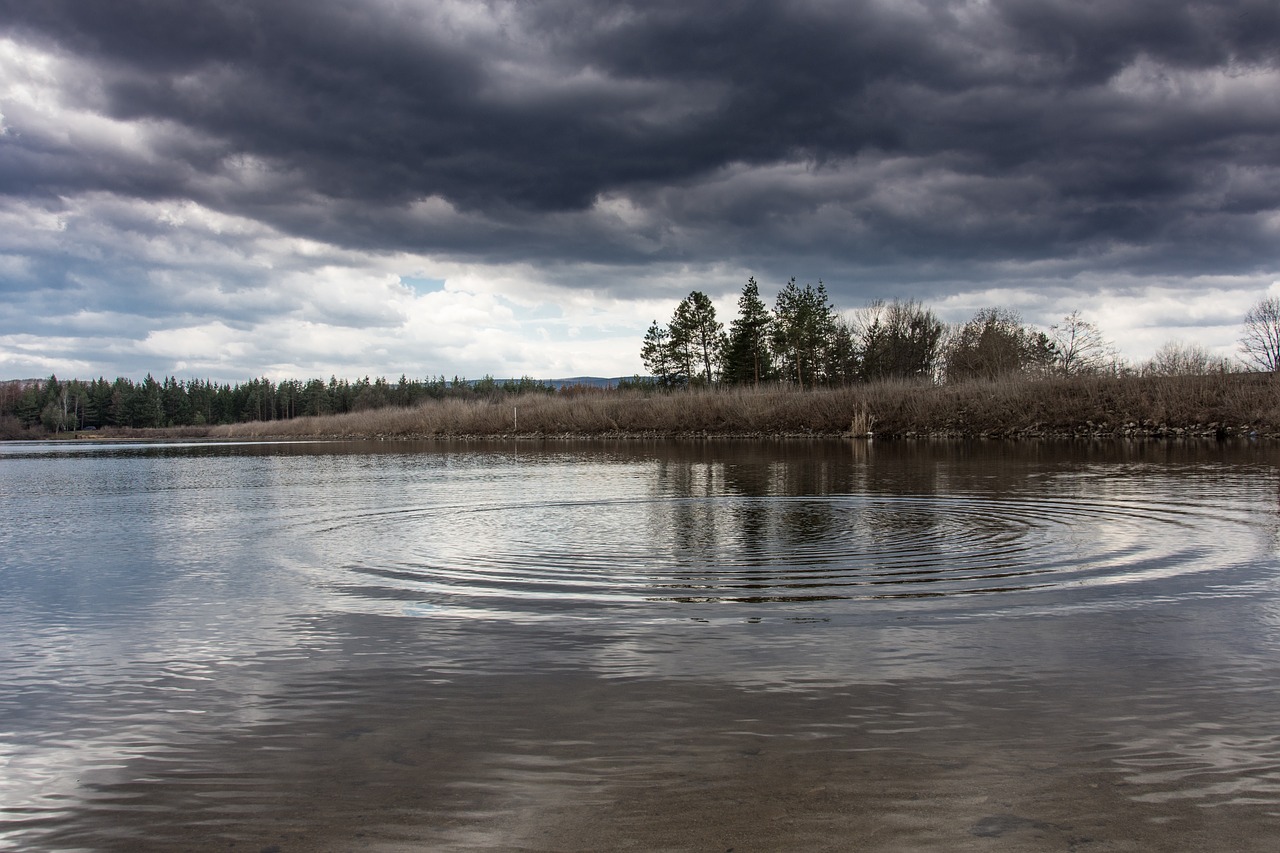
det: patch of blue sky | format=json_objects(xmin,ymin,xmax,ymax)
[{"xmin": 399, "ymin": 276, "xmax": 446, "ymax": 294}]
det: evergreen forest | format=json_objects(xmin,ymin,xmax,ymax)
[{"xmin": 0, "ymin": 374, "xmax": 555, "ymax": 435}]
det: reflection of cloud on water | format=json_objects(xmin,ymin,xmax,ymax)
[
  {"xmin": 0, "ymin": 735, "xmax": 133, "ymax": 847},
  {"xmin": 1119, "ymin": 726, "xmax": 1280, "ymax": 807},
  {"xmin": 7, "ymin": 439, "xmax": 1280, "ymax": 844},
  {"xmin": 0, "ymin": 448, "xmax": 368, "ymax": 848},
  {"xmin": 575, "ymin": 618, "xmax": 1006, "ymax": 687}
]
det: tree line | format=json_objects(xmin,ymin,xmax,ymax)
[
  {"xmin": 639, "ymin": 279, "xmax": 1280, "ymax": 389},
  {"xmin": 0, "ymin": 373, "xmax": 556, "ymax": 434},
  {"xmin": 641, "ymin": 277, "xmax": 1091, "ymax": 388},
  {"xmin": 4, "ymin": 287, "xmax": 1277, "ymax": 437}
]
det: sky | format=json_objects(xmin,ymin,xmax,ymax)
[{"xmin": 2, "ymin": 0, "xmax": 1279, "ymax": 383}]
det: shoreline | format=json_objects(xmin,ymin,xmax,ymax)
[
  {"xmin": 7, "ymin": 373, "xmax": 1278, "ymax": 443},
  {"xmin": 18, "ymin": 424, "xmax": 1275, "ymax": 443}
]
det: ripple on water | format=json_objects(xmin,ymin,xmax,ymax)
[{"xmin": 293, "ymin": 492, "xmax": 1263, "ymax": 619}]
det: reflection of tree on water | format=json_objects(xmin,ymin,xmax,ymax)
[
  {"xmin": 652, "ymin": 460, "xmax": 724, "ymax": 556},
  {"xmin": 633, "ymin": 438, "xmax": 1280, "ymax": 603},
  {"xmin": 650, "ymin": 445, "xmax": 862, "ymax": 571},
  {"xmin": 639, "ymin": 440, "xmax": 1073, "ymax": 601},
  {"xmin": 643, "ymin": 442, "xmax": 938, "ymax": 600}
]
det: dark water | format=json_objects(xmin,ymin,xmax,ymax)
[{"xmin": 2, "ymin": 438, "xmax": 1279, "ymax": 851}]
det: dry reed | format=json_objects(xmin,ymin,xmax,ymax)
[{"xmin": 188, "ymin": 372, "xmax": 1279, "ymax": 441}]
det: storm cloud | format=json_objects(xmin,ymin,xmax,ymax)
[{"xmin": 2, "ymin": 0, "xmax": 1279, "ymax": 379}]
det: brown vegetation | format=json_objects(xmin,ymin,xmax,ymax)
[
  {"xmin": 0, "ymin": 414, "xmax": 37, "ymax": 441},
  {"xmin": 187, "ymin": 372, "xmax": 1280, "ymax": 441}
]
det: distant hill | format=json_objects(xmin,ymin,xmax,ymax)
[
  {"xmin": 4, "ymin": 376, "xmax": 633, "ymax": 389},
  {"xmin": 548, "ymin": 376, "xmax": 628, "ymax": 389}
]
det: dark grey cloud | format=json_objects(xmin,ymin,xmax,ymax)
[{"xmin": 2, "ymin": 0, "xmax": 1279, "ymax": 293}]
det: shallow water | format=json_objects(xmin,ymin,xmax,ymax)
[{"xmin": 2, "ymin": 438, "xmax": 1279, "ymax": 850}]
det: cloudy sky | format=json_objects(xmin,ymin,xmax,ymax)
[{"xmin": 2, "ymin": 0, "xmax": 1279, "ymax": 382}]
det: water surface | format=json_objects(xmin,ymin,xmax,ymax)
[{"xmin": 2, "ymin": 438, "xmax": 1279, "ymax": 850}]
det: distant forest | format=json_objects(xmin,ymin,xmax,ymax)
[{"xmin": 0, "ymin": 374, "xmax": 558, "ymax": 435}]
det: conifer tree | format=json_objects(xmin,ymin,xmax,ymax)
[
  {"xmin": 641, "ymin": 320, "xmax": 680, "ymax": 387},
  {"xmin": 724, "ymin": 277, "xmax": 775, "ymax": 386},
  {"xmin": 670, "ymin": 291, "xmax": 723, "ymax": 386},
  {"xmin": 772, "ymin": 278, "xmax": 836, "ymax": 389}
]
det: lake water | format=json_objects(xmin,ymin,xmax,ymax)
[{"xmin": 2, "ymin": 438, "xmax": 1279, "ymax": 851}]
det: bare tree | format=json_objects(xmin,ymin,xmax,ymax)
[
  {"xmin": 1239, "ymin": 296, "xmax": 1280, "ymax": 372},
  {"xmin": 943, "ymin": 307, "xmax": 1055, "ymax": 382},
  {"xmin": 852, "ymin": 299, "xmax": 944, "ymax": 382},
  {"xmin": 1142, "ymin": 340, "xmax": 1233, "ymax": 376},
  {"xmin": 1049, "ymin": 311, "xmax": 1115, "ymax": 376}
]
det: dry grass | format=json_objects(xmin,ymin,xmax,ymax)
[{"xmin": 194, "ymin": 372, "xmax": 1280, "ymax": 441}]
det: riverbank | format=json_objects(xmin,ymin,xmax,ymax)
[{"xmin": 12, "ymin": 372, "xmax": 1279, "ymax": 441}]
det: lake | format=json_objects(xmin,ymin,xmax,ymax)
[{"xmin": 2, "ymin": 438, "xmax": 1279, "ymax": 851}]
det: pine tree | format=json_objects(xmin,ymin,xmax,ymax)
[
  {"xmin": 670, "ymin": 291, "xmax": 723, "ymax": 386},
  {"xmin": 724, "ymin": 277, "xmax": 775, "ymax": 386},
  {"xmin": 641, "ymin": 321, "xmax": 680, "ymax": 388},
  {"xmin": 772, "ymin": 279, "xmax": 837, "ymax": 389}
]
